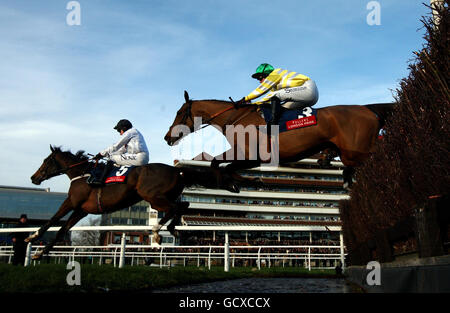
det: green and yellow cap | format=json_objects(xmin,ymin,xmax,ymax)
[{"xmin": 251, "ymin": 63, "xmax": 274, "ymax": 79}]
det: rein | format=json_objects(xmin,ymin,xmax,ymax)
[
  {"xmin": 197, "ymin": 106, "xmax": 235, "ymax": 131},
  {"xmin": 191, "ymin": 102, "xmax": 255, "ymax": 131},
  {"xmin": 47, "ymin": 159, "xmax": 91, "ymax": 177}
]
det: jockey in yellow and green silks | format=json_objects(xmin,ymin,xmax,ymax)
[{"xmin": 238, "ymin": 63, "xmax": 319, "ymax": 126}]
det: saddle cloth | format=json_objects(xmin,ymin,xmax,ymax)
[
  {"xmin": 105, "ymin": 165, "xmax": 135, "ymax": 184},
  {"xmin": 261, "ymin": 106, "xmax": 318, "ymax": 133}
]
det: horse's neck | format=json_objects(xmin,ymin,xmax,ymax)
[{"xmin": 56, "ymin": 154, "xmax": 87, "ymax": 179}]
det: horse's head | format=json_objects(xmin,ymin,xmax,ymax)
[
  {"xmin": 31, "ymin": 145, "xmax": 66, "ymax": 185},
  {"xmin": 164, "ymin": 91, "xmax": 196, "ymax": 146}
]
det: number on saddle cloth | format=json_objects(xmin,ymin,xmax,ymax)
[
  {"xmin": 104, "ymin": 165, "xmax": 135, "ymax": 184},
  {"xmin": 261, "ymin": 106, "xmax": 318, "ymax": 133}
]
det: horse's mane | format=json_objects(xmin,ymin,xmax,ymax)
[
  {"xmin": 51, "ymin": 146, "xmax": 89, "ymax": 161},
  {"xmin": 193, "ymin": 99, "xmax": 231, "ymax": 104}
]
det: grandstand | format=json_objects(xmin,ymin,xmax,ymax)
[{"xmin": 100, "ymin": 157, "xmax": 349, "ymax": 249}]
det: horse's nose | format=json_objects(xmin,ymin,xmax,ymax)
[
  {"xmin": 164, "ymin": 133, "xmax": 171, "ymax": 145},
  {"xmin": 164, "ymin": 132, "xmax": 176, "ymax": 146},
  {"xmin": 31, "ymin": 174, "xmax": 41, "ymax": 185}
]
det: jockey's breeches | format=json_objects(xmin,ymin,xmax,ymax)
[
  {"xmin": 110, "ymin": 152, "xmax": 149, "ymax": 166},
  {"xmin": 269, "ymin": 79, "xmax": 319, "ymax": 109}
]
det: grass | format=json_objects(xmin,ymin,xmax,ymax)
[{"xmin": 0, "ymin": 263, "xmax": 339, "ymax": 293}]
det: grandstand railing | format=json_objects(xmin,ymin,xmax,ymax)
[
  {"xmin": 0, "ymin": 244, "xmax": 345, "ymax": 270},
  {"xmin": 0, "ymin": 226, "xmax": 346, "ymax": 271}
]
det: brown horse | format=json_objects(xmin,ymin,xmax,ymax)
[
  {"xmin": 28, "ymin": 145, "xmax": 237, "ymax": 259},
  {"xmin": 164, "ymin": 91, "xmax": 394, "ymax": 187}
]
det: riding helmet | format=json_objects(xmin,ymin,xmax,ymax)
[
  {"xmin": 114, "ymin": 119, "xmax": 133, "ymax": 132},
  {"xmin": 252, "ymin": 63, "xmax": 274, "ymax": 79}
]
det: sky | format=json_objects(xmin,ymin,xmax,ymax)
[{"xmin": 0, "ymin": 0, "xmax": 431, "ymax": 194}]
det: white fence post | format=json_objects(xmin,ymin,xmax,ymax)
[
  {"xmin": 257, "ymin": 247, "xmax": 261, "ymax": 270},
  {"xmin": 208, "ymin": 247, "xmax": 212, "ymax": 270},
  {"xmin": 119, "ymin": 233, "xmax": 126, "ymax": 268},
  {"xmin": 224, "ymin": 232, "xmax": 230, "ymax": 272},
  {"xmin": 24, "ymin": 242, "xmax": 32, "ymax": 267},
  {"xmin": 308, "ymin": 246, "xmax": 311, "ymax": 271},
  {"xmin": 339, "ymin": 232, "xmax": 345, "ymax": 270},
  {"xmin": 159, "ymin": 247, "xmax": 164, "ymax": 268}
]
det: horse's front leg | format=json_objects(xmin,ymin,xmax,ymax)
[
  {"xmin": 33, "ymin": 209, "xmax": 87, "ymax": 260},
  {"xmin": 151, "ymin": 211, "xmax": 174, "ymax": 245},
  {"xmin": 25, "ymin": 198, "xmax": 73, "ymax": 243}
]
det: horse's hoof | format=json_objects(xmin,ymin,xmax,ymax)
[
  {"xmin": 343, "ymin": 183, "xmax": 352, "ymax": 191},
  {"xmin": 228, "ymin": 184, "xmax": 240, "ymax": 193},
  {"xmin": 32, "ymin": 253, "xmax": 42, "ymax": 260},
  {"xmin": 152, "ymin": 233, "xmax": 161, "ymax": 245},
  {"xmin": 25, "ymin": 231, "xmax": 39, "ymax": 243},
  {"xmin": 211, "ymin": 159, "xmax": 218, "ymax": 168}
]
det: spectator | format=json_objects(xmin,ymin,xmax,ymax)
[
  {"xmin": 10, "ymin": 214, "xmax": 30, "ymax": 266},
  {"xmin": 335, "ymin": 261, "xmax": 343, "ymax": 276}
]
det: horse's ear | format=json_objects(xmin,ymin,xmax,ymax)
[
  {"xmin": 50, "ymin": 145, "xmax": 55, "ymax": 152},
  {"xmin": 184, "ymin": 90, "xmax": 190, "ymax": 103}
]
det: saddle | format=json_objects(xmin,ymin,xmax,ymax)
[{"xmin": 87, "ymin": 162, "xmax": 135, "ymax": 186}]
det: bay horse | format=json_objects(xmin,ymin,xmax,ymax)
[
  {"xmin": 164, "ymin": 91, "xmax": 394, "ymax": 187},
  {"xmin": 28, "ymin": 145, "xmax": 238, "ymax": 259}
]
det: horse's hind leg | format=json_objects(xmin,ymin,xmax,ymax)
[
  {"xmin": 167, "ymin": 201, "xmax": 190, "ymax": 237},
  {"xmin": 33, "ymin": 209, "xmax": 87, "ymax": 260},
  {"xmin": 145, "ymin": 196, "xmax": 179, "ymax": 244},
  {"xmin": 343, "ymin": 166, "xmax": 355, "ymax": 190},
  {"xmin": 26, "ymin": 198, "xmax": 73, "ymax": 243}
]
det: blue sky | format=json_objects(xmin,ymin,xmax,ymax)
[{"xmin": 0, "ymin": 0, "xmax": 430, "ymax": 193}]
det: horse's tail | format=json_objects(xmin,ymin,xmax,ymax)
[{"xmin": 364, "ymin": 102, "xmax": 395, "ymax": 128}]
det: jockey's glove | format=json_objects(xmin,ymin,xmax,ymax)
[
  {"xmin": 235, "ymin": 97, "xmax": 246, "ymax": 109},
  {"xmin": 93, "ymin": 153, "xmax": 103, "ymax": 161}
]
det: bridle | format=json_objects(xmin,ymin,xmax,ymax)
[
  {"xmin": 180, "ymin": 99, "xmax": 244, "ymax": 132},
  {"xmin": 42, "ymin": 154, "xmax": 91, "ymax": 179}
]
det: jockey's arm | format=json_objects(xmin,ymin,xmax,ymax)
[
  {"xmin": 100, "ymin": 130, "xmax": 133, "ymax": 157},
  {"xmin": 244, "ymin": 70, "xmax": 283, "ymax": 103}
]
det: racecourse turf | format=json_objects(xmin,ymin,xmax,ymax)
[{"xmin": 0, "ymin": 263, "xmax": 338, "ymax": 293}]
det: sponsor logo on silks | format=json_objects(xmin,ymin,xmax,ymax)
[{"xmin": 105, "ymin": 165, "xmax": 134, "ymax": 184}]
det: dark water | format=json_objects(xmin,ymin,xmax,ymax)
[{"xmin": 152, "ymin": 277, "xmax": 361, "ymax": 293}]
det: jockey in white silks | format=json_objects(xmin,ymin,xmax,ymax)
[
  {"xmin": 87, "ymin": 119, "xmax": 149, "ymax": 186},
  {"xmin": 99, "ymin": 119, "xmax": 149, "ymax": 166}
]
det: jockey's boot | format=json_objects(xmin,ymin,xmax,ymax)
[
  {"xmin": 87, "ymin": 161, "xmax": 114, "ymax": 187},
  {"xmin": 268, "ymin": 97, "xmax": 281, "ymax": 138}
]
